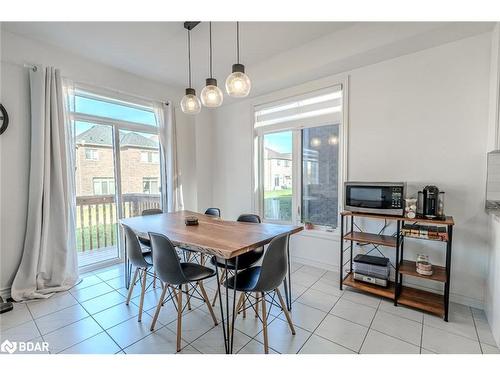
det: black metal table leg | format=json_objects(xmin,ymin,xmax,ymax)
[
  {"xmin": 444, "ymin": 225, "xmax": 453, "ymax": 322},
  {"xmin": 286, "ymin": 235, "xmax": 292, "ymax": 310},
  {"xmin": 230, "ymin": 257, "xmax": 239, "ymax": 353},
  {"xmin": 215, "ymin": 263, "xmax": 228, "ymax": 353}
]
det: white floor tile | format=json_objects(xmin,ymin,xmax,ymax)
[
  {"xmin": 71, "ymin": 275, "xmax": 103, "ymax": 291},
  {"xmin": 43, "ymin": 316, "xmax": 103, "ymax": 353},
  {"xmin": 0, "ymin": 320, "xmax": 40, "ymax": 342},
  {"xmin": 70, "ymin": 282, "xmax": 114, "ymax": 302},
  {"xmin": 475, "ymin": 319, "xmax": 497, "ymax": 346},
  {"xmin": 360, "ymin": 330, "xmax": 420, "ymax": 354},
  {"xmin": 310, "ymin": 278, "xmax": 344, "ymax": 297},
  {"xmin": 371, "ymin": 310, "xmax": 422, "ymax": 346},
  {"xmin": 93, "ymin": 303, "xmax": 140, "ymax": 330},
  {"xmin": 166, "ymin": 308, "xmax": 215, "ymax": 343},
  {"xmin": 81, "ymin": 291, "xmax": 126, "ymax": 315},
  {"xmin": 106, "ymin": 313, "xmax": 158, "ymax": 349},
  {"xmin": 105, "ymin": 276, "xmax": 127, "ymax": 290},
  {"xmin": 131, "ymin": 287, "xmax": 166, "ymax": 311},
  {"xmin": 231, "ymin": 313, "xmax": 270, "ymax": 338},
  {"xmin": 177, "ymin": 345, "xmax": 202, "ymax": 354},
  {"xmin": 237, "ymin": 338, "xmax": 279, "ymax": 354},
  {"xmin": 424, "ymin": 310, "xmax": 477, "ymax": 341},
  {"xmin": 341, "ymin": 289, "xmax": 381, "ymax": 308},
  {"xmin": 482, "ymin": 343, "xmax": 500, "ymax": 354},
  {"xmin": 315, "ymin": 314, "xmax": 368, "ymax": 352},
  {"xmin": 296, "ymin": 288, "xmax": 340, "ymax": 312},
  {"xmin": 299, "ymin": 334, "xmax": 356, "ymax": 354},
  {"xmin": 278, "ymin": 302, "xmax": 327, "ymax": 332},
  {"xmin": 292, "ymin": 270, "xmax": 323, "ymax": 288},
  {"xmin": 191, "ymin": 326, "xmax": 251, "ymax": 354},
  {"xmin": 26, "ymin": 292, "xmax": 78, "ymax": 319},
  {"xmin": 95, "ymin": 267, "xmax": 124, "ymax": 281},
  {"xmin": 297, "ymin": 265, "xmax": 327, "ymax": 277},
  {"xmin": 60, "ymin": 332, "xmax": 121, "ymax": 354},
  {"xmin": 35, "ymin": 304, "xmax": 89, "ymax": 335},
  {"xmin": 254, "ymin": 317, "xmax": 311, "ymax": 354},
  {"xmin": 422, "ymin": 325, "xmax": 481, "ymax": 354},
  {"xmin": 124, "ymin": 326, "xmax": 187, "ymax": 354},
  {"xmin": 330, "ymin": 298, "xmax": 376, "ymax": 327},
  {"xmin": 378, "ymin": 299, "xmax": 423, "ymax": 323},
  {"xmin": 0, "ymin": 303, "xmax": 33, "ymax": 331}
]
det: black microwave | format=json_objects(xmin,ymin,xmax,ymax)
[{"xmin": 344, "ymin": 182, "xmax": 406, "ymax": 216}]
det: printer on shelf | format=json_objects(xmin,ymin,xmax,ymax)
[{"xmin": 353, "ymin": 254, "xmax": 390, "ymax": 287}]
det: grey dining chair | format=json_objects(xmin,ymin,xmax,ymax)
[
  {"xmin": 148, "ymin": 232, "xmax": 218, "ymax": 352},
  {"xmin": 224, "ymin": 233, "xmax": 295, "ymax": 354},
  {"xmin": 122, "ymin": 224, "xmax": 155, "ymax": 322}
]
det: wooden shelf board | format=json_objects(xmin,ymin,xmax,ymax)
[
  {"xmin": 343, "ymin": 231, "xmax": 397, "ymax": 247},
  {"xmin": 398, "ymin": 286, "xmax": 444, "ymax": 317},
  {"xmin": 341, "ymin": 211, "xmax": 454, "ymax": 226},
  {"xmin": 399, "ymin": 260, "xmax": 447, "ymax": 283},
  {"xmin": 342, "ymin": 273, "xmax": 395, "ymax": 299}
]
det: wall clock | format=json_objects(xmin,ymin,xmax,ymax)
[{"xmin": 0, "ymin": 103, "xmax": 9, "ymax": 136}]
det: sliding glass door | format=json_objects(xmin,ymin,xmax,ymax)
[{"xmin": 69, "ymin": 86, "xmax": 161, "ymax": 269}]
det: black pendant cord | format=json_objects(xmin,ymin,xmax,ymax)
[
  {"xmin": 236, "ymin": 21, "xmax": 240, "ymax": 64},
  {"xmin": 187, "ymin": 29, "xmax": 192, "ymax": 88},
  {"xmin": 209, "ymin": 22, "xmax": 213, "ymax": 79}
]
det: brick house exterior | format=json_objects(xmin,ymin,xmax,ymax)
[{"xmin": 75, "ymin": 126, "xmax": 161, "ymax": 196}]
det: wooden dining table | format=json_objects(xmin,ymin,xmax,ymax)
[{"xmin": 120, "ymin": 210, "xmax": 303, "ymax": 354}]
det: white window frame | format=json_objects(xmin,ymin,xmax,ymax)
[
  {"xmin": 69, "ymin": 83, "xmax": 164, "ymax": 267},
  {"xmin": 252, "ymin": 77, "xmax": 349, "ymax": 233},
  {"xmin": 85, "ymin": 148, "xmax": 99, "ymax": 161}
]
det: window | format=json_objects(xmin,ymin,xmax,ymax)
[
  {"xmin": 143, "ymin": 177, "xmax": 159, "ymax": 194},
  {"xmin": 93, "ymin": 177, "xmax": 115, "ymax": 195},
  {"xmin": 68, "ymin": 84, "xmax": 163, "ymax": 268},
  {"xmin": 140, "ymin": 151, "xmax": 159, "ymax": 163},
  {"xmin": 255, "ymin": 84, "xmax": 345, "ymax": 228},
  {"xmin": 85, "ymin": 148, "xmax": 99, "ymax": 160}
]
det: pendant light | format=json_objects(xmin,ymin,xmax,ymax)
[
  {"xmin": 201, "ymin": 22, "xmax": 223, "ymax": 108},
  {"xmin": 180, "ymin": 25, "xmax": 201, "ymax": 115},
  {"xmin": 225, "ymin": 22, "xmax": 251, "ymax": 97}
]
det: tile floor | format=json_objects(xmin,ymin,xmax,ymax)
[{"xmin": 1, "ymin": 262, "xmax": 499, "ymax": 354}]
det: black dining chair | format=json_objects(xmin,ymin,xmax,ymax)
[
  {"xmin": 210, "ymin": 214, "xmax": 264, "ymax": 307},
  {"xmin": 224, "ymin": 233, "xmax": 295, "ymax": 354},
  {"xmin": 137, "ymin": 208, "xmax": 163, "ymax": 248},
  {"xmin": 122, "ymin": 224, "xmax": 156, "ymax": 322},
  {"xmin": 148, "ymin": 232, "xmax": 218, "ymax": 352}
]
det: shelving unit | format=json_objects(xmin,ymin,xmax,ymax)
[{"xmin": 339, "ymin": 211, "xmax": 454, "ymax": 321}]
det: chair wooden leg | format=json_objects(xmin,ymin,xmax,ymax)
[
  {"xmin": 185, "ymin": 284, "xmax": 192, "ymax": 310},
  {"xmin": 236, "ymin": 293, "xmax": 245, "ymax": 314},
  {"xmin": 255, "ymin": 292, "xmax": 259, "ymax": 317},
  {"xmin": 261, "ymin": 292, "xmax": 269, "ymax": 354},
  {"xmin": 276, "ymin": 288, "xmax": 295, "ymax": 335},
  {"xmin": 200, "ymin": 254, "xmax": 205, "ymax": 265},
  {"xmin": 211, "ymin": 269, "xmax": 226, "ymax": 307},
  {"xmin": 153, "ymin": 271, "xmax": 157, "ymax": 288},
  {"xmin": 176, "ymin": 285, "xmax": 183, "ymax": 352},
  {"xmin": 138, "ymin": 268, "xmax": 147, "ymax": 322},
  {"xmin": 242, "ymin": 296, "xmax": 246, "ymax": 318},
  {"xmin": 198, "ymin": 281, "xmax": 218, "ymax": 326},
  {"xmin": 150, "ymin": 284, "xmax": 168, "ymax": 331},
  {"xmin": 126, "ymin": 267, "xmax": 140, "ymax": 305}
]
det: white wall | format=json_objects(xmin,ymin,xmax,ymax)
[
  {"xmin": 0, "ymin": 29, "xmax": 197, "ymax": 295},
  {"xmin": 211, "ymin": 32, "xmax": 492, "ymax": 308}
]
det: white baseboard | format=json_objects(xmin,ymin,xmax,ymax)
[{"xmin": 291, "ymin": 256, "xmax": 484, "ymax": 310}]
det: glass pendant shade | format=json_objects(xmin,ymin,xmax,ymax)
[
  {"xmin": 201, "ymin": 78, "xmax": 223, "ymax": 107},
  {"xmin": 226, "ymin": 64, "xmax": 251, "ymax": 97},
  {"xmin": 180, "ymin": 88, "xmax": 201, "ymax": 114}
]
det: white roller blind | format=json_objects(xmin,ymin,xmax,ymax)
[{"xmin": 254, "ymin": 85, "xmax": 342, "ymax": 131}]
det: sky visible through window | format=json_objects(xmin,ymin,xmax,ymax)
[
  {"xmin": 264, "ymin": 131, "xmax": 292, "ymax": 153},
  {"xmin": 74, "ymin": 95, "xmax": 157, "ymax": 135}
]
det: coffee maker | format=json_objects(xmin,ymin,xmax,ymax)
[{"xmin": 418, "ymin": 185, "xmax": 445, "ymax": 219}]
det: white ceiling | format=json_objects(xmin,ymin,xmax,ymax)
[{"xmin": 2, "ymin": 22, "xmax": 355, "ymax": 88}]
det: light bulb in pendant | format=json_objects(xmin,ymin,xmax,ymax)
[
  {"xmin": 181, "ymin": 88, "xmax": 201, "ymax": 114},
  {"xmin": 226, "ymin": 64, "xmax": 251, "ymax": 97},
  {"xmin": 201, "ymin": 78, "xmax": 223, "ymax": 107}
]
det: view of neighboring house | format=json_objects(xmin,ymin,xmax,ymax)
[
  {"xmin": 75, "ymin": 126, "xmax": 161, "ymax": 197},
  {"xmin": 263, "ymin": 147, "xmax": 292, "ymax": 191}
]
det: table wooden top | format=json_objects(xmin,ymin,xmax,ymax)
[{"xmin": 120, "ymin": 210, "xmax": 303, "ymax": 259}]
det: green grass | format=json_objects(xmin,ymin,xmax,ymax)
[
  {"xmin": 76, "ymin": 223, "xmax": 118, "ymax": 252},
  {"xmin": 264, "ymin": 189, "xmax": 292, "ymax": 199}
]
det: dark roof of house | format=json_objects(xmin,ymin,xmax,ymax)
[
  {"xmin": 76, "ymin": 125, "xmax": 158, "ymax": 149},
  {"xmin": 265, "ymin": 147, "xmax": 292, "ymax": 160}
]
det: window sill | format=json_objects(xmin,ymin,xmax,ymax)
[{"xmin": 297, "ymin": 227, "xmax": 341, "ymax": 241}]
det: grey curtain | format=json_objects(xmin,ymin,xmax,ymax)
[{"xmin": 11, "ymin": 67, "xmax": 78, "ymax": 301}]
